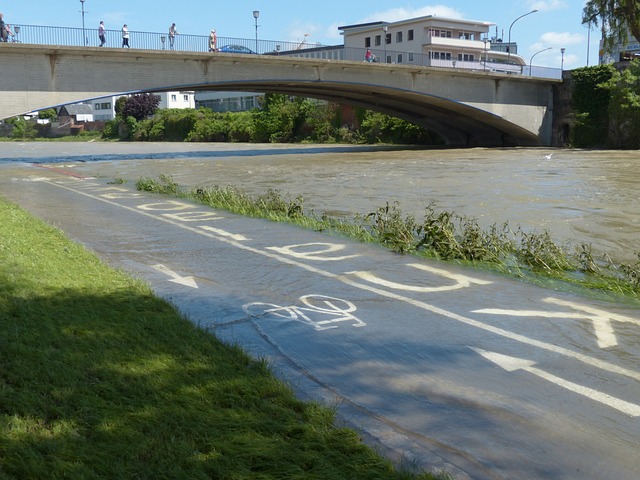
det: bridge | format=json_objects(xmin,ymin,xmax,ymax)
[{"xmin": 0, "ymin": 43, "xmax": 560, "ymax": 146}]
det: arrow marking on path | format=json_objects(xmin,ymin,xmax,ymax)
[
  {"xmin": 152, "ymin": 264, "xmax": 199, "ymax": 289},
  {"xmin": 472, "ymin": 348, "xmax": 640, "ymax": 417}
]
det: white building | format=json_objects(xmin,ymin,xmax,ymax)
[
  {"xmin": 339, "ymin": 15, "xmax": 526, "ymax": 73},
  {"xmin": 91, "ymin": 91, "xmax": 196, "ymax": 121},
  {"xmin": 158, "ymin": 91, "xmax": 196, "ymax": 109}
]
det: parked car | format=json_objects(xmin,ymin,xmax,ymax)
[{"xmin": 219, "ymin": 44, "xmax": 256, "ymax": 54}]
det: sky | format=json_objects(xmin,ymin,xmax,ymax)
[{"xmin": 4, "ymin": 1, "xmax": 597, "ymax": 68}]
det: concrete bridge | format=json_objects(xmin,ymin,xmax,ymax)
[{"xmin": 0, "ymin": 44, "xmax": 561, "ymax": 146}]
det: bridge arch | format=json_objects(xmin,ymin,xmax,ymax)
[{"xmin": 0, "ymin": 44, "xmax": 558, "ymax": 146}]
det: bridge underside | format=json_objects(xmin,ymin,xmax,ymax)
[
  {"xmin": 0, "ymin": 45, "xmax": 556, "ymax": 147},
  {"xmin": 170, "ymin": 81, "xmax": 540, "ymax": 147}
]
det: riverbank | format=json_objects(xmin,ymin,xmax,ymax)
[{"xmin": 0, "ymin": 196, "xmax": 439, "ymax": 479}]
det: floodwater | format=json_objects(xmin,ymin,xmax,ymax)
[{"xmin": 1, "ymin": 142, "xmax": 639, "ymax": 263}]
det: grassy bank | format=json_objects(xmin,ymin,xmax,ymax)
[
  {"xmin": 0, "ymin": 196, "xmax": 439, "ymax": 479},
  {"xmin": 136, "ymin": 175, "xmax": 640, "ymax": 302}
]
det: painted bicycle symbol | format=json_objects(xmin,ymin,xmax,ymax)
[{"xmin": 242, "ymin": 294, "xmax": 366, "ymax": 330}]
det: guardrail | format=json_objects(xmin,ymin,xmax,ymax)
[{"xmin": 2, "ymin": 24, "xmax": 561, "ymax": 80}]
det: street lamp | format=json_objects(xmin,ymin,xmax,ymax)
[
  {"xmin": 383, "ymin": 25, "xmax": 388, "ymax": 63},
  {"xmin": 507, "ymin": 9, "xmax": 538, "ymax": 63},
  {"xmin": 560, "ymin": 47, "xmax": 565, "ymax": 70},
  {"xmin": 483, "ymin": 38, "xmax": 489, "ymax": 71},
  {"xmin": 253, "ymin": 10, "xmax": 259, "ymax": 54},
  {"xmin": 79, "ymin": 0, "xmax": 87, "ymax": 46},
  {"xmin": 161, "ymin": 35, "xmax": 166, "ymax": 50},
  {"xmin": 529, "ymin": 47, "xmax": 553, "ymax": 76},
  {"xmin": 13, "ymin": 25, "xmax": 20, "ymax": 42}
]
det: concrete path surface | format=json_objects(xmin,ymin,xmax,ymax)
[{"xmin": 2, "ymin": 161, "xmax": 640, "ymax": 480}]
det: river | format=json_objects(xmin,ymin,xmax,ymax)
[{"xmin": 1, "ymin": 142, "xmax": 638, "ymax": 264}]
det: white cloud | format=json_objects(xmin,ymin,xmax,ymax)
[
  {"xmin": 530, "ymin": 31, "xmax": 586, "ymax": 51},
  {"xmin": 358, "ymin": 5, "xmax": 464, "ymax": 24},
  {"xmin": 528, "ymin": 0, "xmax": 567, "ymax": 11}
]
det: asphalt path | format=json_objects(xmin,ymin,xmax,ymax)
[{"xmin": 2, "ymin": 162, "xmax": 640, "ymax": 479}]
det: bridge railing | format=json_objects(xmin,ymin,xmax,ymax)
[
  {"xmin": 5, "ymin": 24, "xmax": 560, "ymax": 79},
  {"xmin": 8, "ymin": 24, "xmax": 316, "ymax": 54}
]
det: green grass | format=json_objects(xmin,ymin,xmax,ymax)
[
  {"xmin": 0, "ymin": 196, "xmax": 440, "ymax": 480},
  {"xmin": 136, "ymin": 174, "xmax": 640, "ymax": 302}
]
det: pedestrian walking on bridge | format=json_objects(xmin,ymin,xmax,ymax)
[
  {"xmin": 121, "ymin": 24, "xmax": 130, "ymax": 48},
  {"xmin": 98, "ymin": 21, "xmax": 106, "ymax": 46}
]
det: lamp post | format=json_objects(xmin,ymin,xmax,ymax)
[
  {"xmin": 253, "ymin": 10, "xmax": 259, "ymax": 54},
  {"xmin": 14, "ymin": 25, "xmax": 20, "ymax": 42},
  {"xmin": 560, "ymin": 47, "xmax": 565, "ymax": 70},
  {"xmin": 383, "ymin": 25, "xmax": 388, "ymax": 63},
  {"xmin": 79, "ymin": 0, "xmax": 87, "ymax": 46},
  {"xmin": 483, "ymin": 38, "xmax": 489, "ymax": 71},
  {"xmin": 529, "ymin": 47, "xmax": 553, "ymax": 76},
  {"xmin": 161, "ymin": 35, "xmax": 166, "ymax": 50},
  {"xmin": 507, "ymin": 9, "xmax": 538, "ymax": 63}
]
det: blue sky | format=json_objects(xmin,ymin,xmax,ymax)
[{"xmin": 5, "ymin": 1, "xmax": 595, "ymax": 68}]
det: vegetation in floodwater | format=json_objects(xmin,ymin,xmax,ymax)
[
  {"xmin": 136, "ymin": 174, "xmax": 640, "ymax": 301},
  {"xmin": 107, "ymin": 177, "xmax": 127, "ymax": 184}
]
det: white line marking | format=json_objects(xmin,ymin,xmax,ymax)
[
  {"xmin": 198, "ymin": 225, "xmax": 249, "ymax": 241},
  {"xmin": 472, "ymin": 348, "xmax": 640, "ymax": 417}
]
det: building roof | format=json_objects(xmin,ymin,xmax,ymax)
[
  {"xmin": 338, "ymin": 15, "xmax": 493, "ymax": 34},
  {"xmin": 58, "ymin": 104, "xmax": 93, "ymax": 116}
]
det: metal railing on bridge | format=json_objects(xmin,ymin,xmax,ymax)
[{"xmin": 2, "ymin": 24, "xmax": 561, "ymax": 80}]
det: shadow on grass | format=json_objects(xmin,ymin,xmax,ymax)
[{"xmin": 0, "ymin": 282, "xmax": 437, "ymax": 479}]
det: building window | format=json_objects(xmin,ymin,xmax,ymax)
[
  {"xmin": 408, "ymin": 52, "xmax": 414, "ymax": 62},
  {"xmin": 183, "ymin": 95, "xmax": 189, "ymax": 102},
  {"xmin": 365, "ymin": 37, "xmax": 371, "ymax": 48},
  {"xmin": 94, "ymin": 104, "xmax": 101, "ymax": 110},
  {"xmin": 396, "ymin": 53, "xmax": 403, "ymax": 63},
  {"xmin": 431, "ymin": 52, "xmax": 451, "ymax": 60},
  {"xmin": 459, "ymin": 32, "xmax": 475, "ymax": 41},
  {"xmin": 374, "ymin": 35, "xmax": 381, "ymax": 46},
  {"xmin": 408, "ymin": 29, "xmax": 414, "ymax": 41},
  {"xmin": 458, "ymin": 53, "xmax": 475, "ymax": 62},
  {"xmin": 101, "ymin": 102, "xmax": 110, "ymax": 109},
  {"xmin": 385, "ymin": 32, "xmax": 391, "ymax": 44},
  {"xmin": 171, "ymin": 94, "xmax": 177, "ymax": 102},
  {"xmin": 429, "ymin": 29, "xmax": 452, "ymax": 38},
  {"xmin": 396, "ymin": 31, "xmax": 402, "ymax": 43}
]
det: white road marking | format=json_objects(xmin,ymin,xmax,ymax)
[
  {"xmin": 472, "ymin": 348, "xmax": 640, "ymax": 417},
  {"xmin": 152, "ymin": 264, "xmax": 199, "ymax": 289},
  {"xmin": 198, "ymin": 225, "xmax": 249, "ymax": 241},
  {"xmin": 473, "ymin": 297, "xmax": 640, "ymax": 349},
  {"xmin": 267, "ymin": 242, "xmax": 360, "ymax": 261},
  {"xmin": 345, "ymin": 263, "xmax": 492, "ymax": 292}
]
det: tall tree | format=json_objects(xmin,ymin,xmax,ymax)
[
  {"xmin": 121, "ymin": 93, "xmax": 160, "ymax": 121},
  {"xmin": 583, "ymin": 0, "xmax": 640, "ymax": 52}
]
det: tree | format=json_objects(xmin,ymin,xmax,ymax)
[
  {"xmin": 583, "ymin": 0, "xmax": 640, "ymax": 53},
  {"xmin": 121, "ymin": 93, "xmax": 160, "ymax": 121},
  {"xmin": 38, "ymin": 108, "xmax": 57, "ymax": 121},
  {"xmin": 605, "ymin": 58, "xmax": 640, "ymax": 147}
]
